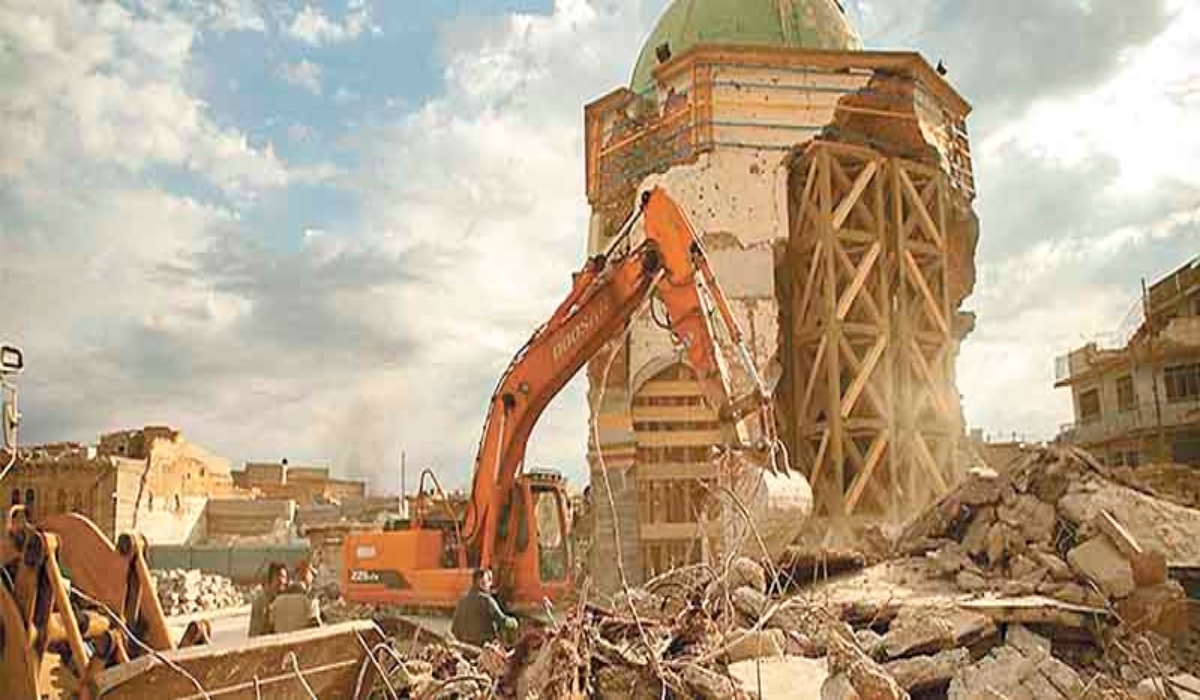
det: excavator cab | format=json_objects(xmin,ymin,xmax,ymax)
[{"xmin": 493, "ymin": 470, "xmax": 573, "ymax": 609}]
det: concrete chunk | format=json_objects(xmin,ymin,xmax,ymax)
[{"xmin": 1067, "ymin": 536, "xmax": 1135, "ymax": 600}]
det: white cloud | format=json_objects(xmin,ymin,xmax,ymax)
[
  {"xmin": 180, "ymin": 0, "xmax": 268, "ymax": 33},
  {"xmin": 954, "ymin": 1, "xmax": 1200, "ymax": 441},
  {"xmin": 286, "ymin": 1, "xmax": 378, "ymax": 46},
  {"xmin": 279, "ymin": 59, "xmax": 323, "ymax": 94},
  {"xmin": 980, "ymin": 2, "xmax": 1200, "ymax": 194},
  {"xmin": 0, "ymin": 0, "xmax": 290, "ymax": 202}
]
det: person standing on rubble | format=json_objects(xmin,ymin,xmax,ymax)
[
  {"xmin": 248, "ymin": 562, "xmax": 288, "ymax": 637},
  {"xmin": 451, "ymin": 568, "xmax": 518, "ymax": 646}
]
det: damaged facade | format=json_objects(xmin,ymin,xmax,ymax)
[
  {"xmin": 6, "ymin": 425, "xmax": 236, "ymax": 542},
  {"xmin": 1057, "ymin": 256, "xmax": 1200, "ymax": 466},
  {"xmin": 585, "ymin": 0, "xmax": 979, "ymax": 589}
]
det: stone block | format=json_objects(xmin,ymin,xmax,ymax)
[
  {"xmin": 884, "ymin": 648, "xmax": 969, "ymax": 693},
  {"xmin": 723, "ymin": 629, "xmax": 786, "ymax": 663},
  {"xmin": 1067, "ymin": 536, "xmax": 1135, "ymax": 600}
]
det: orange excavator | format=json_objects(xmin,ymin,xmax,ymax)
[{"xmin": 343, "ymin": 188, "xmax": 809, "ymax": 614}]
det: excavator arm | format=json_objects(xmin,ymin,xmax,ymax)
[{"xmin": 462, "ymin": 187, "xmax": 775, "ymax": 570}]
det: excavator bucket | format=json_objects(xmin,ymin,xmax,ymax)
[
  {"xmin": 719, "ymin": 451, "xmax": 814, "ymax": 563},
  {"xmin": 0, "ymin": 513, "xmax": 392, "ymax": 700},
  {"xmin": 90, "ymin": 621, "xmax": 387, "ymax": 700}
]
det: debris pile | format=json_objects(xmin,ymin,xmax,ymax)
[
  {"xmin": 340, "ymin": 447, "xmax": 1199, "ymax": 700},
  {"xmin": 152, "ymin": 569, "xmax": 249, "ymax": 616},
  {"xmin": 900, "ymin": 447, "xmax": 1196, "ymax": 643}
]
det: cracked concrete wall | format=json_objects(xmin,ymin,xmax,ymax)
[{"xmin": 632, "ymin": 149, "xmax": 792, "ymax": 399}]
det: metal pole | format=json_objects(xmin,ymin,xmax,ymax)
[{"xmin": 399, "ymin": 450, "xmax": 407, "ymax": 519}]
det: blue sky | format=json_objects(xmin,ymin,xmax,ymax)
[{"xmin": 2, "ymin": 0, "xmax": 1197, "ymax": 493}]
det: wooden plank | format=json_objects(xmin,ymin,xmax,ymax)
[
  {"xmin": 836, "ymin": 242, "xmax": 884, "ymax": 325},
  {"xmin": 832, "ymin": 160, "xmax": 879, "ymax": 230},
  {"xmin": 820, "ymin": 148, "xmax": 846, "ymax": 516},
  {"xmin": 838, "ymin": 334, "xmax": 888, "ymax": 418},
  {"xmin": 959, "ymin": 596, "xmax": 1112, "ymax": 629},
  {"xmin": 636, "ymin": 430, "xmax": 724, "ymax": 447},
  {"xmin": 808, "ymin": 429, "xmax": 831, "ymax": 491},
  {"xmin": 904, "ymin": 251, "xmax": 950, "ymax": 336},
  {"xmin": 635, "ymin": 463, "xmax": 720, "ymax": 481},
  {"xmin": 1096, "ymin": 510, "xmax": 1144, "ymax": 557},
  {"xmin": 638, "ymin": 380, "xmax": 703, "ymax": 398},
  {"xmin": 846, "ymin": 431, "xmax": 890, "ymax": 514},
  {"xmin": 632, "ymin": 404, "xmax": 718, "ymax": 422},
  {"xmin": 836, "ymin": 228, "xmax": 881, "ymax": 245},
  {"xmin": 909, "ymin": 339, "xmax": 954, "ymax": 422},
  {"xmin": 836, "ymin": 241, "xmax": 882, "ymax": 321},
  {"xmin": 796, "ymin": 240, "xmax": 824, "ymax": 327},
  {"xmin": 912, "ymin": 433, "xmax": 949, "ymax": 496},
  {"xmin": 799, "ymin": 335, "xmax": 827, "ymax": 422},
  {"xmin": 841, "ymin": 333, "xmax": 889, "ymax": 418},
  {"xmin": 898, "ymin": 167, "xmax": 944, "ymax": 248}
]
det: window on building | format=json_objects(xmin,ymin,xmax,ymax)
[
  {"xmin": 10, "ymin": 489, "xmax": 19, "ymax": 505},
  {"xmin": 1079, "ymin": 389, "xmax": 1102, "ymax": 423},
  {"xmin": 1190, "ymin": 296, "xmax": 1200, "ymax": 317},
  {"xmin": 56, "ymin": 489, "xmax": 67, "ymax": 515},
  {"xmin": 1164, "ymin": 363, "xmax": 1200, "ymax": 404},
  {"xmin": 71, "ymin": 492, "xmax": 83, "ymax": 513},
  {"xmin": 1116, "ymin": 375, "xmax": 1135, "ymax": 413},
  {"xmin": 24, "ymin": 489, "xmax": 35, "ymax": 519}
]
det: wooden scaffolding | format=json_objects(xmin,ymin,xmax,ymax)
[{"xmin": 784, "ymin": 140, "xmax": 961, "ymax": 519}]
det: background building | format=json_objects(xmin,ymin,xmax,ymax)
[
  {"xmin": 232, "ymin": 460, "xmax": 367, "ymax": 504},
  {"xmin": 8, "ymin": 425, "xmax": 235, "ymax": 542},
  {"xmin": 585, "ymin": 0, "xmax": 979, "ymax": 588},
  {"xmin": 1057, "ymin": 257, "xmax": 1200, "ymax": 466}
]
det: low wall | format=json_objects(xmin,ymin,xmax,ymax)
[{"xmin": 148, "ymin": 543, "xmax": 310, "ymax": 585}]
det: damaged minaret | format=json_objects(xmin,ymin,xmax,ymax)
[{"xmin": 585, "ymin": 0, "xmax": 979, "ymax": 591}]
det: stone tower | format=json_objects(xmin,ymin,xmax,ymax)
[{"xmin": 584, "ymin": 0, "xmax": 978, "ymax": 590}]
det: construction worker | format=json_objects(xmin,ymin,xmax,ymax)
[
  {"xmin": 450, "ymin": 568, "xmax": 517, "ymax": 647},
  {"xmin": 271, "ymin": 560, "xmax": 322, "ymax": 633},
  {"xmin": 248, "ymin": 562, "xmax": 288, "ymax": 637}
]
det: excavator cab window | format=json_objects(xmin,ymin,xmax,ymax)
[{"xmin": 533, "ymin": 489, "xmax": 568, "ymax": 583}]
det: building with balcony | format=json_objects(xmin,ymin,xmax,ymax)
[{"xmin": 1056, "ymin": 257, "xmax": 1200, "ymax": 466}]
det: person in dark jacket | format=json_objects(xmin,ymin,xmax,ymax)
[
  {"xmin": 248, "ymin": 562, "xmax": 288, "ymax": 637},
  {"xmin": 450, "ymin": 568, "xmax": 517, "ymax": 646}
]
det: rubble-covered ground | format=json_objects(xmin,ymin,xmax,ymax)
[
  {"xmin": 322, "ymin": 446, "xmax": 1199, "ymax": 699},
  {"xmin": 152, "ymin": 569, "xmax": 250, "ymax": 617}
]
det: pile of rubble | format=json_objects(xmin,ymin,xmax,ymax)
[
  {"xmin": 342, "ymin": 446, "xmax": 1199, "ymax": 700},
  {"xmin": 901, "ymin": 447, "xmax": 1197, "ymax": 647},
  {"xmin": 152, "ymin": 569, "xmax": 249, "ymax": 617}
]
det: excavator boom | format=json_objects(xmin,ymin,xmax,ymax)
[{"xmin": 345, "ymin": 187, "xmax": 806, "ymax": 612}]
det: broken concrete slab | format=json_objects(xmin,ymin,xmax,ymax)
[
  {"xmin": 881, "ymin": 609, "xmax": 957, "ymax": 660},
  {"xmin": 883, "ymin": 648, "xmax": 969, "ymax": 694},
  {"xmin": 825, "ymin": 634, "xmax": 910, "ymax": 700},
  {"xmin": 948, "ymin": 627, "xmax": 1087, "ymax": 700},
  {"xmin": 729, "ymin": 656, "xmax": 828, "ymax": 698},
  {"xmin": 958, "ymin": 595, "xmax": 1112, "ymax": 630},
  {"xmin": 723, "ymin": 628, "xmax": 786, "ymax": 663},
  {"xmin": 1058, "ymin": 480, "xmax": 1200, "ymax": 569},
  {"xmin": 1067, "ymin": 536, "xmax": 1135, "ymax": 600}
]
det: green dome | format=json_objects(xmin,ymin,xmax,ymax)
[{"xmin": 631, "ymin": 0, "xmax": 863, "ymax": 93}]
